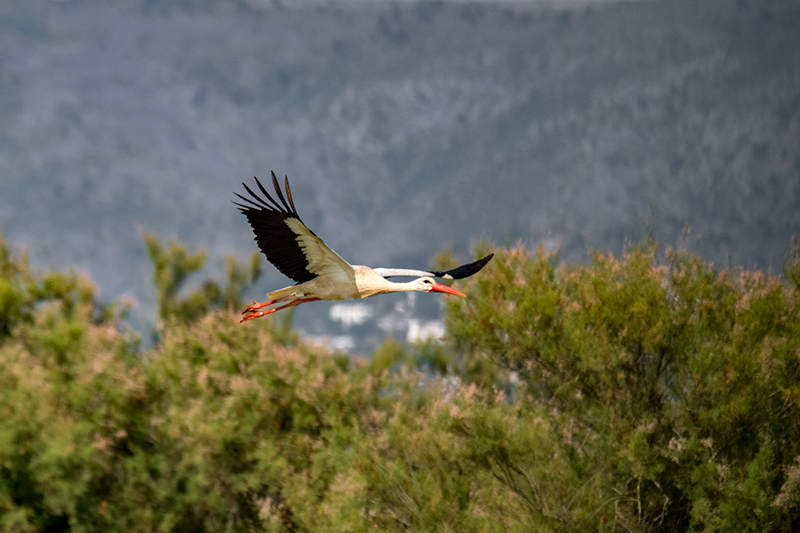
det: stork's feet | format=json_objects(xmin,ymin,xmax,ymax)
[
  {"xmin": 242, "ymin": 300, "xmax": 271, "ymax": 314},
  {"xmin": 240, "ymin": 300, "xmax": 276, "ymax": 322},
  {"xmin": 240, "ymin": 309, "xmax": 277, "ymax": 322}
]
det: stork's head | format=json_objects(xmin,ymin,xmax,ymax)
[{"xmin": 417, "ymin": 276, "xmax": 466, "ymax": 297}]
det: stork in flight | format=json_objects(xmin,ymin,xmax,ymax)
[{"xmin": 234, "ymin": 172, "xmax": 493, "ymax": 323}]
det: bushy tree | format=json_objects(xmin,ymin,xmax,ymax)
[
  {"xmin": 144, "ymin": 233, "xmax": 261, "ymax": 328},
  {"xmin": 0, "ymin": 234, "xmax": 384, "ymax": 532},
  {"xmin": 442, "ymin": 241, "xmax": 800, "ymax": 532}
]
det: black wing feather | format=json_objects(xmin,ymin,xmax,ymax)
[
  {"xmin": 283, "ymin": 176, "xmax": 298, "ymax": 213},
  {"xmin": 431, "ymin": 254, "xmax": 494, "ymax": 280},
  {"xmin": 235, "ymin": 174, "xmax": 318, "ymax": 284},
  {"xmin": 270, "ymin": 172, "xmax": 291, "ymax": 212},
  {"xmin": 255, "ymin": 174, "xmax": 283, "ymax": 210}
]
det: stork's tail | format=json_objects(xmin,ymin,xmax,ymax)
[{"xmin": 267, "ymin": 285, "xmax": 304, "ymax": 302}]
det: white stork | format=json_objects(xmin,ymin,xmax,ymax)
[{"xmin": 234, "ymin": 172, "xmax": 493, "ymax": 323}]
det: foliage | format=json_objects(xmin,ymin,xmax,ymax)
[
  {"xmin": 1, "ymin": 234, "xmax": 379, "ymax": 532},
  {"xmin": 444, "ymin": 241, "xmax": 800, "ymax": 532},
  {"xmin": 1, "ymin": 233, "xmax": 799, "ymax": 532},
  {"xmin": 144, "ymin": 233, "xmax": 261, "ymax": 330}
]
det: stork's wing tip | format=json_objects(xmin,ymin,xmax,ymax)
[{"xmin": 432, "ymin": 253, "xmax": 494, "ymax": 280}]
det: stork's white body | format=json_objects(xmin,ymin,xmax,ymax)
[{"xmin": 268, "ymin": 265, "xmax": 442, "ymax": 302}]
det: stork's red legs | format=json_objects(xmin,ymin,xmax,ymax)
[{"xmin": 240, "ymin": 297, "xmax": 321, "ymax": 323}]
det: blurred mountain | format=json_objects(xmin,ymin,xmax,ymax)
[{"xmin": 1, "ymin": 0, "xmax": 798, "ymax": 351}]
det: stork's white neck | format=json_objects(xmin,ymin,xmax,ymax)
[{"xmin": 353, "ymin": 266, "xmax": 429, "ymax": 298}]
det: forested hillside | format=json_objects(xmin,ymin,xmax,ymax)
[
  {"xmin": 1, "ymin": 0, "xmax": 798, "ymax": 349},
  {"xmin": 1, "ymin": 233, "xmax": 798, "ymax": 531}
]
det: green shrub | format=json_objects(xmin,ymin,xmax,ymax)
[{"xmin": 444, "ymin": 242, "xmax": 800, "ymax": 532}]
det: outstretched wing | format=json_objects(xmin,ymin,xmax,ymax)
[
  {"xmin": 373, "ymin": 253, "xmax": 494, "ymax": 280},
  {"xmin": 234, "ymin": 172, "xmax": 352, "ymax": 284}
]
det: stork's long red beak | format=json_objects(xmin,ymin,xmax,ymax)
[{"xmin": 430, "ymin": 282, "xmax": 466, "ymax": 297}]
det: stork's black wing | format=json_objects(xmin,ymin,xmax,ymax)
[
  {"xmin": 430, "ymin": 254, "xmax": 494, "ymax": 279},
  {"xmin": 372, "ymin": 253, "xmax": 494, "ymax": 280},
  {"xmin": 234, "ymin": 172, "xmax": 351, "ymax": 284}
]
